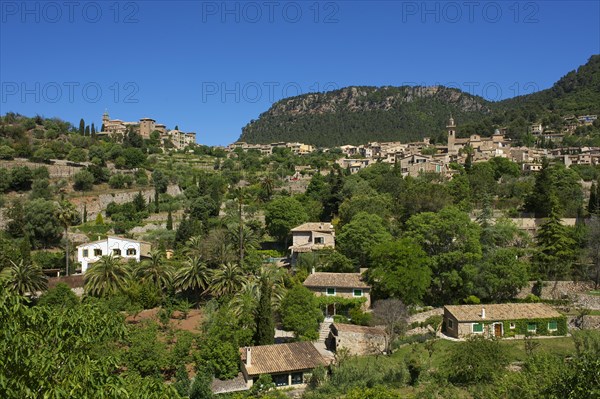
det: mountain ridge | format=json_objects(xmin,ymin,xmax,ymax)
[{"xmin": 239, "ymin": 55, "xmax": 600, "ymax": 147}]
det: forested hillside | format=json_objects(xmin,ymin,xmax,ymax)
[{"xmin": 240, "ymin": 55, "xmax": 600, "ymax": 147}]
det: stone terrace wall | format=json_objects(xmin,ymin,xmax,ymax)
[{"xmin": 517, "ymin": 281, "xmax": 595, "ymax": 300}]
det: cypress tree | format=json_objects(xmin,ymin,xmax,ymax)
[
  {"xmin": 589, "ymin": 181, "xmax": 599, "ymax": 214},
  {"xmin": 85, "ymin": 125, "xmax": 90, "ymax": 136},
  {"xmin": 166, "ymin": 210, "xmax": 173, "ymax": 230},
  {"xmin": 91, "ymin": 123, "xmax": 96, "ymax": 135},
  {"xmin": 83, "ymin": 203, "xmax": 87, "ymax": 223},
  {"xmin": 154, "ymin": 189, "xmax": 160, "ymax": 213},
  {"xmin": 254, "ymin": 277, "xmax": 275, "ymax": 345},
  {"xmin": 79, "ymin": 119, "xmax": 85, "ymax": 135}
]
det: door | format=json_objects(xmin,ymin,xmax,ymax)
[
  {"xmin": 494, "ymin": 323, "xmax": 502, "ymax": 337},
  {"xmin": 327, "ymin": 304, "xmax": 335, "ymax": 318}
]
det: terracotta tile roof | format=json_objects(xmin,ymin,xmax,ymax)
[
  {"xmin": 332, "ymin": 323, "xmax": 385, "ymax": 336},
  {"xmin": 240, "ymin": 342, "xmax": 327, "ymax": 376},
  {"xmin": 444, "ymin": 303, "xmax": 562, "ymax": 322},
  {"xmin": 303, "ymin": 272, "xmax": 370, "ymax": 289},
  {"xmin": 211, "ymin": 373, "xmax": 247, "ymax": 394},
  {"xmin": 291, "ymin": 222, "xmax": 334, "ymax": 232}
]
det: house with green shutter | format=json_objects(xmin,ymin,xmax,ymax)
[
  {"xmin": 443, "ymin": 303, "xmax": 567, "ymax": 339},
  {"xmin": 303, "ymin": 271, "xmax": 371, "ymax": 318}
]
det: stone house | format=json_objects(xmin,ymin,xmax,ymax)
[
  {"xmin": 303, "ymin": 271, "xmax": 371, "ymax": 317},
  {"xmin": 76, "ymin": 236, "xmax": 151, "ymax": 273},
  {"xmin": 240, "ymin": 342, "xmax": 327, "ymax": 389},
  {"xmin": 327, "ymin": 323, "xmax": 386, "ymax": 356},
  {"xmin": 289, "ymin": 222, "xmax": 335, "ymax": 265},
  {"xmin": 443, "ymin": 303, "xmax": 566, "ymax": 339}
]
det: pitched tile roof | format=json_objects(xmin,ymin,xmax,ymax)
[
  {"xmin": 291, "ymin": 222, "xmax": 334, "ymax": 232},
  {"xmin": 211, "ymin": 373, "xmax": 248, "ymax": 394},
  {"xmin": 303, "ymin": 272, "xmax": 370, "ymax": 289},
  {"xmin": 444, "ymin": 303, "xmax": 562, "ymax": 322},
  {"xmin": 240, "ymin": 342, "xmax": 327, "ymax": 376},
  {"xmin": 332, "ymin": 323, "xmax": 385, "ymax": 336}
]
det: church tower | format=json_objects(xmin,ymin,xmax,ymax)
[
  {"xmin": 101, "ymin": 110, "xmax": 109, "ymax": 133},
  {"xmin": 447, "ymin": 115, "xmax": 456, "ymax": 154}
]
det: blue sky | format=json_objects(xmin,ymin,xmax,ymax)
[{"xmin": 1, "ymin": 1, "xmax": 599, "ymax": 146}]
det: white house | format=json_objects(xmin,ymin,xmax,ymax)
[{"xmin": 76, "ymin": 236, "xmax": 151, "ymax": 273}]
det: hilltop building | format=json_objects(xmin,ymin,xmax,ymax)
[{"xmin": 100, "ymin": 111, "xmax": 196, "ymax": 148}]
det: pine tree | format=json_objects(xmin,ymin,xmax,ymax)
[
  {"xmin": 254, "ymin": 277, "xmax": 275, "ymax": 345},
  {"xmin": 535, "ymin": 197, "xmax": 577, "ymax": 280},
  {"xmin": 524, "ymin": 158, "xmax": 554, "ymax": 217},
  {"xmin": 166, "ymin": 210, "xmax": 173, "ymax": 231}
]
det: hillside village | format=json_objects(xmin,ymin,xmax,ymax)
[{"xmin": 1, "ymin": 100, "xmax": 600, "ymax": 398}]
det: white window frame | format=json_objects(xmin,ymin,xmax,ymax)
[
  {"xmin": 509, "ymin": 322, "xmax": 516, "ymax": 330},
  {"xmin": 472, "ymin": 323, "xmax": 484, "ymax": 334},
  {"xmin": 353, "ymin": 289, "xmax": 363, "ymax": 297},
  {"xmin": 527, "ymin": 323, "xmax": 537, "ymax": 333},
  {"xmin": 447, "ymin": 319, "xmax": 454, "ymax": 330},
  {"xmin": 83, "ymin": 249, "xmax": 89, "ymax": 257},
  {"xmin": 326, "ymin": 287, "xmax": 336, "ymax": 296},
  {"xmin": 548, "ymin": 321, "xmax": 558, "ymax": 331}
]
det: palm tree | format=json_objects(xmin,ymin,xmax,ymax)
[
  {"xmin": 173, "ymin": 256, "xmax": 210, "ymax": 299},
  {"xmin": 209, "ymin": 262, "xmax": 246, "ymax": 297},
  {"xmin": 55, "ymin": 200, "xmax": 79, "ymax": 276},
  {"xmin": 229, "ymin": 280, "xmax": 260, "ymax": 327},
  {"xmin": 84, "ymin": 255, "xmax": 131, "ymax": 297},
  {"xmin": 260, "ymin": 175, "xmax": 275, "ymax": 201},
  {"xmin": 135, "ymin": 250, "xmax": 173, "ymax": 293},
  {"xmin": 226, "ymin": 224, "xmax": 260, "ymax": 266},
  {"xmin": 0, "ymin": 259, "xmax": 47, "ymax": 296},
  {"xmin": 257, "ymin": 265, "xmax": 287, "ymax": 308}
]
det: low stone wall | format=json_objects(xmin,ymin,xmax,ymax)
[
  {"xmin": 582, "ymin": 315, "xmax": 600, "ymax": 330},
  {"xmin": 48, "ymin": 275, "xmax": 85, "ymax": 289}
]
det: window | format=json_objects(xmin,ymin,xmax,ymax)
[
  {"xmin": 126, "ymin": 248, "xmax": 137, "ymax": 256},
  {"xmin": 548, "ymin": 321, "xmax": 558, "ymax": 331},
  {"xmin": 272, "ymin": 374, "xmax": 288, "ymax": 387},
  {"xmin": 472, "ymin": 323, "xmax": 484, "ymax": 333},
  {"xmin": 314, "ymin": 237, "xmax": 324, "ymax": 244},
  {"xmin": 93, "ymin": 249, "xmax": 102, "ymax": 256},
  {"xmin": 326, "ymin": 288, "xmax": 336, "ymax": 296},
  {"xmin": 291, "ymin": 372, "xmax": 303, "ymax": 385},
  {"xmin": 83, "ymin": 249, "xmax": 89, "ymax": 257},
  {"xmin": 447, "ymin": 319, "xmax": 454, "ymax": 329},
  {"xmin": 353, "ymin": 289, "xmax": 363, "ymax": 297},
  {"xmin": 527, "ymin": 323, "xmax": 537, "ymax": 332},
  {"xmin": 113, "ymin": 249, "xmax": 121, "ymax": 256},
  {"xmin": 510, "ymin": 322, "xmax": 516, "ymax": 329}
]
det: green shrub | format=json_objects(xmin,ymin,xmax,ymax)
[{"xmin": 32, "ymin": 251, "xmax": 65, "ymax": 270}]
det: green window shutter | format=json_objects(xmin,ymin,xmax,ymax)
[
  {"xmin": 353, "ymin": 289, "xmax": 362, "ymax": 297},
  {"xmin": 548, "ymin": 321, "xmax": 558, "ymax": 330},
  {"xmin": 472, "ymin": 323, "xmax": 483, "ymax": 333},
  {"xmin": 527, "ymin": 323, "xmax": 537, "ymax": 332}
]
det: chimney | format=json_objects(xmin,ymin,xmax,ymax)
[
  {"xmin": 311, "ymin": 267, "xmax": 316, "ymax": 275},
  {"xmin": 481, "ymin": 307, "xmax": 486, "ymax": 319},
  {"xmin": 245, "ymin": 347, "xmax": 251, "ymax": 366}
]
